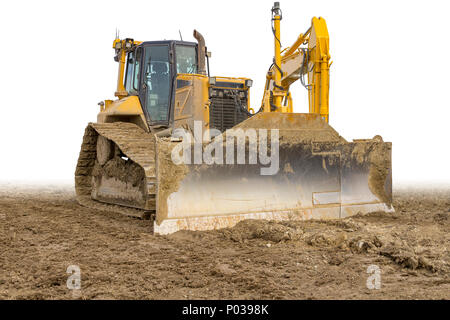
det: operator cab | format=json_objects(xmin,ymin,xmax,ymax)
[{"xmin": 124, "ymin": 40, "xmax": 198, "ymax": 128}]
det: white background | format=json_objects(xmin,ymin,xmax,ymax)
[{"xmin": 0, "ymin": 0, "xmax": 449, "ymax": 185}]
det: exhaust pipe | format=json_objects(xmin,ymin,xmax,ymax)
[{"xmin": 193, "ymin": 30, "xmax": 207, "ymax": 75}]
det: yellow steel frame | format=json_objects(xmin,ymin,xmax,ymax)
[
  {"xmin": 112, "ymin": 38, "xmax": 142, "ymax": 99},
  {"xmin": 262, "ymin": 6, "xmax": 331, "ymax": 122}
]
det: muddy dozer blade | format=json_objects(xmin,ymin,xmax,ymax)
[{"xmin": 153, "ymin": 113, "xmax": 393, "ymax": 234}]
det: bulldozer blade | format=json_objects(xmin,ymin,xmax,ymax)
[{"xmin": 153, "ymin": 113, "xmax": 393, "ymax": 234}]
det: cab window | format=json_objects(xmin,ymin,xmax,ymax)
[
  {"xmin": 176, "ymin": 45, "xmax": 197, "ymax": 74},
  {"xmin": 124, "ymin": 49, "xmax": 141, "ymax": 94},
  {"xmin": 143, "ymin": 45, "xmax": 171, "ymax": 122}
]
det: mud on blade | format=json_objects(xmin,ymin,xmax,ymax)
[{"xmin": 153, "ymin": 114, "xmax": 393, "ymax": 234}]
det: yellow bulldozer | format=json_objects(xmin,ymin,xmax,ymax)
[{"xmin": 75, "ymin": 2, "xmax": 393, "ymax": 234}]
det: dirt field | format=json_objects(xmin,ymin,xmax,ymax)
[{"xmin": 0, "ymin": 183, "xmax": 449, "ymax": 300}]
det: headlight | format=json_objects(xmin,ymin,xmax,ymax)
[
  {"xmin": 209, "ymin": 77, "xmax": 216, "ymax": 86},
  {"xmin": 125, "ymin": 42, "xmax": 132, "ymax": 49},
  {"xmin": 245, "ymin": 79, "xmax": 253, "ymax": 87},
  {"xmin": 114, "ymin": 42, "xmax": 122, "ymax": 49}
]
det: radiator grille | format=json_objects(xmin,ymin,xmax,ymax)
[{"xmin": 209, "ymin": 91, "xmax": 249, "ymax": 132}]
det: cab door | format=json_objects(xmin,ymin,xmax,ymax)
[{"xmin": 139, "ymin": 44, "xmax": 173, "ymax": 127}]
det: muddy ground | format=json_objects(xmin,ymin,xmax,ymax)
[{"xmin": 0, "ymin": 183, "xmax": 449, "ymax": 300}]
